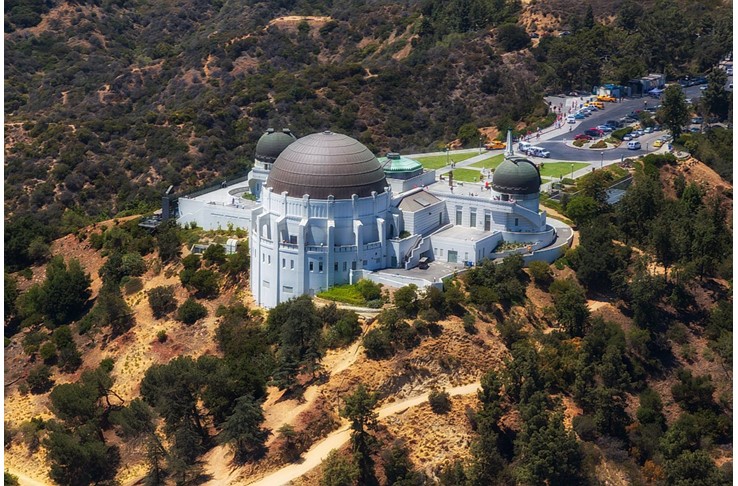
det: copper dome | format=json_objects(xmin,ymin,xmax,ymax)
[{"xmin": 265, "ymin": 131, "xmax": 388, "ymax": 199}]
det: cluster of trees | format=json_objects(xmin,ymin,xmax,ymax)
[
  {"xmin": 465, "ymin": 255, "xmax": 528, "ymax": 310},
  {"xmin": 532, "ymin": 0, "xmax": 732, "ymax": 92},
  {"xmin": 362, "ymin": 283, "xmax": 465, "ymax": 359}
]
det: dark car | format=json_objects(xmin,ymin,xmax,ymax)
[
  {"xmin": 584, "ymin": 128, "xmax": 604, "ymax": 137},
  {"xmin": 606, "ymin": 119, "xmax": 622, "ymax": 128},
  {"xmin": 574, "ymin": 134, "xmax": 593, "ymax": 141}
]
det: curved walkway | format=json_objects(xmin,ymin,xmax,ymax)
[{"xmin": 245, "ymin": 382, "xmax": 481, "ymax": 486}]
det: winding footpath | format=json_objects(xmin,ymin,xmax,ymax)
[{"xmin": 245, "ymin": 381, "xmax": 481, "ymax": 486}]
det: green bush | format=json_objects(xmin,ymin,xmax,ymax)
[
  {"xmin": 156, "ymin": 330, "xmax": 168, "ymax": 343},
  {"xmin": 123, "ymin": 277, "xmax": 144, "ymax": 295},
  {"xmin": 428, "ymin": 388, "xmax": 452, "ymax": 414},
  {"xmin": 177, "ymin": 298, "xmax": 208, "ymax": 325},
  {"xmin": 148, "ymin": 286, "xmax": 177, "ymax": 319},
  {"xmin": 362, "ymin": 328, "xmax": 392, "ymax": 359},
  {"xmin": 462, "ymin": 313, "xmax": 477, "ymax": 334},
  {"xmin": 590, "ymin": 140, "xmax": 607, "ymax": 149},
  {"xmin": 612, "ymin": 126, "xmax": 634, "ymax": 140},
  {"xmin": 528, "ymin": 261, "xmax": 553, "ymax": 286},
  {"xmin": 39, "ymin": 342, "xmax": 57, "ymax": 363},
  {"xmin": 27, "ymin": 364, "xmax": 53, "ymax": 393}
]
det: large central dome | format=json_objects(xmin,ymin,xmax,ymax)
[{"xmin": 266, "ymin": 131, "xmax": 388, "ymax": 199}]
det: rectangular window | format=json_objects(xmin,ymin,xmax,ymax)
[
  {"xmin": 470, "ymin": 208, "xmax": 477, "ymax": 228},
  {"xmin": 484, "ymin": 212, "xmax": 491, "ymax": 231},
  {"xmin": 363, "ymin": 260, "xmax": 367, "ymax": 266},
  {"xmin": 290, "ymin": 259, "xmax": 295, "ymax": 269},
  {"xmin": 282, "ymin": 286, "xmax": 293, "ymax": 293},
  {"xmin": 514, "ymin": 218, "xmax": 519, "ymax": 226},
  {"xmin": 262, "ymin": 253, "xmax": 265, "ymax": 262},
  {"xmin": 351, "ymin": 261, "xmax": 357, "ymax": 270},
  {"xmin": 343, "ymin": 261, "xmax": 347, "ymax": 271},
  {"xmin": 268, "ymin": 255, "xmax": 271, "ymax": 264},
  {"xmin": 335, "ymin": 262, "xmax": 338, "ymax": 271},
  {"xmin": 455, "ymin": 206, "xmax": 462, "ymax": 225},
  {"xmin": 309, "ymin": 261, "xmax": 314, "ymax": 272},
  {"xmin": 319, "ymin": 261, "xmax": 323, "ymax": 272},
  {"xmin": 465, "ymin": 252, "xmax": 469, "ymax": 261},
  {"xmin": 282, "ymin": 258, "xmax": 286, "ymax": 268}
]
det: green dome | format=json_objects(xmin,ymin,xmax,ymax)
[
  {"xmin": 491, "ymin": 156, "xmax": 541, "ymax": 195},
  {"xmin": 255, "ymin": 128, "xmax": 297, "ymax": 163},
  {"xmin": 379, "ymin": 153, "xmax": 422, "ymax": 174}
]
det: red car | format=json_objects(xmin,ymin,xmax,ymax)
[{"xmin": 574, "ymin": 134, "xmax": 593, "ymax": 141}]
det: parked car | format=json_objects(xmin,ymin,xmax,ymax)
[
  {"xmin": 635, "ymin": 129, "xmax": 645, "ymax": 137},
  {"xmin": 574, "ymin": 112, "xmax": 586, "ymax": 119},
  {"xmin": 623, "ymin": 134, "xmax": 633, "ymax": 141},
  {"xmin": 566, "ymin": 115, "xmax": 576, "ymax": 124},
  {"xmin": 574, "ymin": 134, "xmax": 593, "ymax": 141},
  {"xmin": 606, "ymin": 119, "xmax": 622, "ymax": 128},
  {"xmin": 653, "ymin": 139, "xmax": 664, "ymax": 148},
  {"xmin": 485, "ymin": 140, "xmax": 506, "ymax": 150},
  {"xmin": 644, "ymin": 127, "xmax": 654, "ymax": 134},
  {"xmin": 596, "ymin": 125, "xmax": 613, "ymax": 133},
  {"xmin": 584, "ymin": 128, "xmax": 604, "ymax": 137},
  {"xmin": 627, "ymin": 141, "xmax": 641, "ymax": 150},
  {"xmin": 528, "ymin": 147, "xmax": 550, "ymax": 158},
  {"xmin": 597, "ymin": 95, "xmax": 616, "ymax": 102},
  {"xmin": 689, "ymin": 126, "xmax": 701, "ymax": 133},
  {"xmin": 691, "ymin": 117, "xmax": 703, "ymax": 124}
]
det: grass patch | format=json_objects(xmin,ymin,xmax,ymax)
[
  {"xmin": 450, "ymin": 168, "xmax": 484, "ymax": 182},
  {"xmin": 539, "ymin": 162, "xmax": 589, "ymax": 178},
  {"xmin": 539, "ymin": 192, "xmax": 563, "ymax": 212},
  {"xmin": 415, "ymin": 152, "xmax": 477, "ymax": 169},
  {"xmin": 317, "ymin": 284, "xmax": 366, "ymax": 306},
  {"xmin": 470, "ymin": 153, "xmax": 505, "ymax": 169}
]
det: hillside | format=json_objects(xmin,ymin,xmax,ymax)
[
  {"xmin": 4, "ymin": 0, "xmax": 731, "ymax": 244},
  {"xmin": 4, "ymin": 154, "xmax": 732, "ymax": 485}
]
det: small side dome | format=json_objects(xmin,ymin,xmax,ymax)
[
  {"xmin": 255, "ymin": 128, "xmax": 297, "ymax": 163},
  {"xmin": 379, "ymin": 152, "xmax": 423, "ymax": 180},
  {"xmin": 491, "ymin": 156, "xmax": 541, "ymax": 195}
]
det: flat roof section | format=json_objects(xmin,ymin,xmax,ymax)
[
  {"xmin": 185, "ymin": 181, "xmax": 259, "ymax": 210},
  {"xmin": 398, "ymin": 191, "xmax": 442, "ymax": 212},
  {"xmin": 432, "ymin": 225, "xmax": 499, "ymax": 243}
]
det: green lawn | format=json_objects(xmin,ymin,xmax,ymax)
[
  {"xmin": 450, "ymin": 168, "xmax": 484, "ymax": 183},
  {"xmin": 539, "ymin": 162, "xmax": 589, "ymax": 178},
  {"xmin": 317, "ymin": 284, "xmax": 366, "ymax": 306},
  {"xmin": 415, "ymin": 152, "xmax": 477, "ymax": 169},
  {"xmin": 470, "ymin": 154, "xmax": 505, "ymax": 170}
]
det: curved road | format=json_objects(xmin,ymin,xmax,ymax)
[{"xmin": 245, "ymin": 382, "xmax": 481, "ymax": 486}]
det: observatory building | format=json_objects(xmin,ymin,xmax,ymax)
[{"xmin": 177, "ymin": 129, "xmax": 572, "ymax": 308}]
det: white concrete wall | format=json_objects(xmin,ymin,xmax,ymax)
[{"xmin": 178, "ymin": 199, "xmax": 252, "ymax": 230}]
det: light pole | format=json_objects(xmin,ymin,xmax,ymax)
[
  {"xmin": 570, "ymin": 163, "xmax": 574, "ymax": 180},
  {"xmin": 445, "ymin": 147, "xmax": 450, "ymax": 167},
  {"xmin": 600, "ymin": 151, "xmax": 604, "ymax": 169},
  {"xmin": 479, "ymin": 136, "xmax": 483, "ymax": 154}
]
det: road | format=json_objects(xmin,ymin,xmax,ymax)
[{"xmin": 245, "ymin": 382, "xmax": 481, "ymax": 486}]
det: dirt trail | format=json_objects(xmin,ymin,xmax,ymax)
[
  {"xmin": 4, "ymin": 469, "xmax": 48, "ymax": 486},
  {"xmin": 245, "ymin": 381, "xmax": 481, "ymax": 486},
  {"xmin": 202, "ymin": 341, "xmax": 363, "ymax": 483}
]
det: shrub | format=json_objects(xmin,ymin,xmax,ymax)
[
  {"xmin": 177, "ymin": 298, "xmax": 208, "ymax": 325},
  {"xmin": 148, "ymin": 286, "xmax": 177, "ymax": 319},
  {"xmin": 573, "ymin": 414, "xmax": 597, "ymax": 441},
  {"xmin": 528, "ymin": 261, "xmax": 553, "ymax": 286},
  {"xmin": 612, "ymin": 126, "xmax": 634, "ymax": 140},
  {"xmin": 203, "ymin": 244, "xmax": 226, "ymax": 265},
  {"xmin": 362, "ymin": 328, "xmax": 392, "ymax": 359},
  {"xmin": 324, "ymin": 312, "xmax": 361, "ymax": 349},
  {"xmin": 39, "ymin": 342, "xmax": 57, "ymax": 363},
  {"xmin": 356, "ymin": 279, "xmax": 382, "ymax": 301},
  {"xmin": 591, "ymin": 140, "xmax": 607, "ymax": 149},
  {"xmin": 428, "ymin": 388, "xmax": 452, "ymax": 414},
  {"xmin": 462, "ymin": 313, "xmax": 477, "ymax": 334},
  {"xmin": 189, "ymin": 269, "xmax": 220, "ymax": 298},
  {"xmin": 27, "ymin": 364, "xmax": 53, "ymax": 393},
  {"xmin": 123, "ymin": 277, "xmax": 143, "ymax": 295},
  {"xmin": 156, "ymin": 330, "xmax": 168, "ymax": 343},
  {"xmin": 121, "ymin": 252, "xmax": 146, "ymax": 276}
]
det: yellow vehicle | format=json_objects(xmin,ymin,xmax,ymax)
[
  {"xmin": 597, "ymin": 95, "xmax": 616, "ymax": 102},
  {"xmin": 653, "ymin": 139, "xmax": 664, "ymax": 148},
  {"xmin": 591, "ymin": 101, "xmax": 605, "ymax": 109},
  {"xmin": 485, "ymin": 140, "xmax": 506, "ymax": 150}
]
